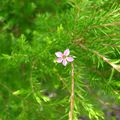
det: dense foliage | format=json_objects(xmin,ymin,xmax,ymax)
[{"xmin": 0, "ymin": 0, "xmax": 120, "ymax": 120}]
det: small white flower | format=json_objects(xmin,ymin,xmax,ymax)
[{"xmin": 55, "ymin": 49, "xmax": 74, "ymax": 66}]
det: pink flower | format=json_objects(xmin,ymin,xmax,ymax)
[{"xmin": 55, "ymin": 49, "xmax": 74, "ymax": 66}]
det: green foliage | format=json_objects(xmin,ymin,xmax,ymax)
[{"xmin": 0, "ymin": 0, "xmax": 120, "ymax": 120}]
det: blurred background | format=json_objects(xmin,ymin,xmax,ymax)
[{"xmin": 0, "ymin": 0, "xmax": 120, "ymax": 120}]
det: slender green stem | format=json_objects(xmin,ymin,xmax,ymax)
[{"xmin": 69, "ymin": 63, "xmax": 74, "ymax": 120}]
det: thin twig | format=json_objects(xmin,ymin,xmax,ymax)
[
  {"xmin": 30, "ymin": 61, "xmax": 35, "ymax": 93},
  {"xmin": 93, "ymin": 22, "xmax": 120, "ymax": 28},
  {"xmin": 74, "ymin": 40, "xmax": 120, "ymax": 72},
  {"xmin": 69, "ymin": 63, "xmax": 74, "ymax": 120}
]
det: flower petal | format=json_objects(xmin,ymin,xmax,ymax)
[
  {"xmin": 64, "ymin": 49, "xmax": 70, "ymax": 56},
  {"xmin": 56, "ymin": 58, "xmax": 63, "ymax": 63},
  {"xmin": 62, "ymin": 59, "xmax": 67, "ymax": 66},
  {"xmin": 55, "ymin": 52, "xmax": 63, "ymax": 57},
  {"xmin": 66, "ymin": 57, "xmax": 74, "ymax": 62}
]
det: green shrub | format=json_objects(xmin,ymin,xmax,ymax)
[{"xmin": 0, "ymin": 0, "xmax": 120, "ymax": 120}]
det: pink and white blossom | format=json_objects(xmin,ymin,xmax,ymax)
[{"xmin": 55, "ymin": 49, "xmax": 74, "ymax": 66}]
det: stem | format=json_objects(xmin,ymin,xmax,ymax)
[
  {"xmin": 74, "ymin": 41, "xmax": 120, "ymax": 72},
  {"xmin": 30, "ymin": 62, "xmax": 35, "ymax": 93},
  {"xmin": 69, "ymin": 63, "xmax": 74, "ymax": 120}
]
